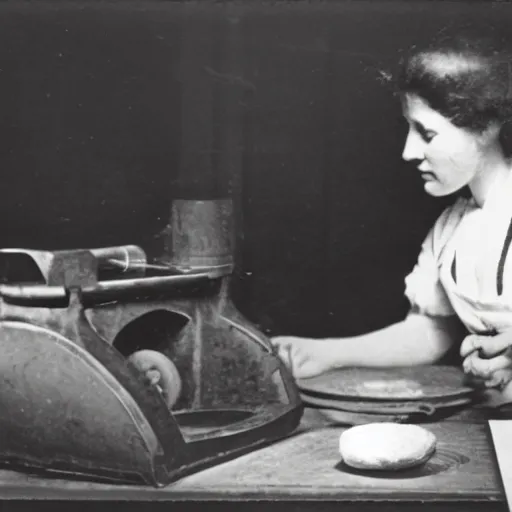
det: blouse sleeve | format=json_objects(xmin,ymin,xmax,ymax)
[{"xmin": 404, "ymin": 199, "xmax": 467, "ymax": 317}]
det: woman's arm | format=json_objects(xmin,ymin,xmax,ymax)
[
  {"xmin": 330, "ymin": 312, "xmax": 464, "ymax": 368},
  {"xmin": 272, "ymin": 312, "xmax": 465, "ymax": 379}
]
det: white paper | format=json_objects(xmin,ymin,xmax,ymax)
[{"xmin": 489, "ymin": 420, "xmax": 512, "ymax": 511}]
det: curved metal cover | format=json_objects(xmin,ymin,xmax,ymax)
[{"xmin": 0, "ymin": 321, "xmax": 168, "ymax": 484}]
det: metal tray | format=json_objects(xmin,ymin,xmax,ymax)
[{"xmin": 297, "ymin": 366, "xmax": 474, "ymax": 401}]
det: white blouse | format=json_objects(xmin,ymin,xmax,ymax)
[{"xmin": 404, "ymin": 171, "xmax": 512, "ymax": 334}]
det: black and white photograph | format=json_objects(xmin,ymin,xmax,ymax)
[{"xmin": 0, "ymin": 0, "xmax": 511, "ymax": 511}]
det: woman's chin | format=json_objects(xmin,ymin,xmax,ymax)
[
  {"xmin": 423, "ymin": 182, "xmax": 442, "ymax": 196},
  {"xmin": 423, "ymin": 181, "xmax": 454, "ymax": 197}
]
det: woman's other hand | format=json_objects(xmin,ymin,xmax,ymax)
[
  {"xmin": 270, "ymin": 336, "xmax": 335, "ymax": 380},
  {"xmin": 461, "ymin": 332, "xmax": 512, "ymax": 389}
]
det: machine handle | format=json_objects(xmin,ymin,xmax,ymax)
[{"xmin": 0, "ymin": 270, "xmax": 223, "ymax": 306}]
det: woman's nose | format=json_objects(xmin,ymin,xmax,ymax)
[{"xmin": 402, "ymin": 130, "xmax": 424, "ymax": 162}]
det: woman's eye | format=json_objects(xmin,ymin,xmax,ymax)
[
  {"xmin": 415, "ymin": 123, "xmax": 436, "ymax": 143},
  {"xmin": 422, "ymin": 130, "xmax": 436, "ymax": 143}
]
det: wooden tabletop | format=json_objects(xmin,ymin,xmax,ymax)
[{"xmin": 0, "ymin": 406, "xmax": 507, "ymax": 511}]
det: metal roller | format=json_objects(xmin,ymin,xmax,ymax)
[{"xmin": 128, "ymin": 350, "xmax": 182, "ymax": 410}]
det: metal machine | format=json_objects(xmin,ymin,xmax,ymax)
[{"xmin": 0, "ymin": 199, "xmax": 303, "ymax": 487}]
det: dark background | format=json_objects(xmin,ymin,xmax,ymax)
[{"xmin": 0, "ymin": 0, "xmax": 508, "ymax": 339}]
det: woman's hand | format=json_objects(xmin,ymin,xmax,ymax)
[
  {"xmin": 460, "ymin": 332, "xmax": 512, "ymax": 389},
  {"xmin": 270, "ymin": 336, "xmax": 336, "ymax": 380}
]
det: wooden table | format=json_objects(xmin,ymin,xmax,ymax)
[{"xmin": 0, "ymin": 407, "xmax": 508, "ymax": 512}]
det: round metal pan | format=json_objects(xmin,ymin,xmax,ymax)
[{"xmin": 297, "ymin": 366, "xmax": 474, "ymax": 402}]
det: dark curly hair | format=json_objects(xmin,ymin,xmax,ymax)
[{"xmin": 397, "ymin": 24, "xmax": 512, "ymax": 136}]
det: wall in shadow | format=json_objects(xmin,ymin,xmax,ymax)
[{"xmin": 0, "ymin": 1, "xmax": 507, "ymax": 338}]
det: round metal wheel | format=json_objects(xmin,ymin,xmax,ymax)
[{"xmin": 128, "ymin": 349, "xmax": 182, "ymax": 409}]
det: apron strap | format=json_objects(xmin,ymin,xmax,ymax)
[{"xmin": 497, "ymin": 215, "xmax": 512, "ymax": 296}]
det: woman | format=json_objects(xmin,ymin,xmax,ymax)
[{"xmin": 271, "ymin": 26, "xmax": 512, "ymax": 397}]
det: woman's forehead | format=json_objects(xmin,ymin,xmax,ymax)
[
  {"xmin": 401, "ymin": 94, "xmax": 430, "ymax": 117},
  {"xmin": 401, "ymin": 94, "xmax": 452, "ymax": 128}
]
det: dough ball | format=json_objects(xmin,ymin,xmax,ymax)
[{"xmin": 339, "ymin": 423, "xmax": 436, "ymax": 470}]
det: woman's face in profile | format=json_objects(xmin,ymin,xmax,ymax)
[{"xmin": 400, "ymin": 93, "xmax": 498, "ymax": 197}]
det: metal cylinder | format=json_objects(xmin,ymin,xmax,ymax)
[
  {"xmin": 90, "ymin": 245, "xmax": 147, "ymax": 275},
  {"xmin": 167, "ymin": 199, "xmax": 234, "ymax": 271}
]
